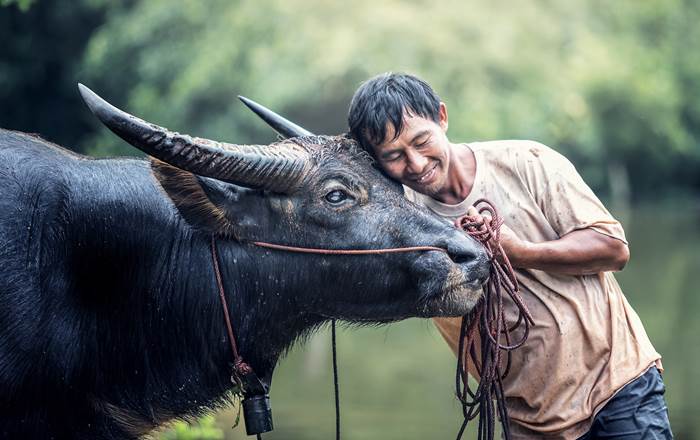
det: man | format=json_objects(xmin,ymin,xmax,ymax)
[{"xmin": 347, "ymin": 73, "xmax": 672, "ymax": 439}]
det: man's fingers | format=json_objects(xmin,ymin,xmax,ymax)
[
  {"xmin": 467, "ymin": 206, "xmax": 489, "ymax": 224},
  {"xmin": 465, "ymin": 206, "xmax": 497, "ymax": 234}
]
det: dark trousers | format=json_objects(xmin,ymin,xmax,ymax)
[{"xmin": 578, "ymin": 367, "xmax": 673, "ymax": 439}]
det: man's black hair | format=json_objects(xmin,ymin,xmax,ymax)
[{"xmin": 348, "ymin": 72, "xmax": 441, "ymax": 155}]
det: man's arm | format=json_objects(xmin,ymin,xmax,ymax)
[
  {"xmin": 467, "ymin": 206, "xmax": 629, "ymax": 276},
  {"xmin": 500, "ymin": 226, "xmax": 629, "ymax": 276},
  {"xmin": 494, "ymin": 143, "xmax": 629, "ymax": 276}
]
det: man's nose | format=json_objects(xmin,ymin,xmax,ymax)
[{"xmin": 405, "ymin": 149, "xmax": 428, "ymax": 174}]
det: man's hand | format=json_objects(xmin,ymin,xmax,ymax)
[
  {"xmin": 463, "ymin": 206, "xmax": 629, "ymax": 275},
  {"xmin": 464, "ymin": 206, "xmax": 526, "ymax": 262}
]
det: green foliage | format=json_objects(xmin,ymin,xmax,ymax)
[
  {"xmin": 0, "ymin": 0, "xmax": 107, "ymax": 148},
  {"xmin": 2, "ymin": 1, "xmax": 699, "ymax": 196},
  {"xmin": 75, "ymin": 0, "xmax": 699, "ymax": 200},
  {"xmin": 160, "ymin": 415, "xmax": 224, "ymax": 440},
  {"xmin": 0, "ymin": 0, "xmax": 34, "ymax": 11}
]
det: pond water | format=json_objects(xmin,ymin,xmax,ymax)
[{"xmin": 168, "ymin": 203, "xmax": 700, "ymax": 439}]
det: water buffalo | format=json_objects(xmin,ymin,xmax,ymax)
[{"xmin": 0, "ymin": 85, "xmax": 489, "ymax": 439}]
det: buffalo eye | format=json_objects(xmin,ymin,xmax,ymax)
[{"xmin": 325, "ymin": 189, "xmax": 349, "ymax": 205}]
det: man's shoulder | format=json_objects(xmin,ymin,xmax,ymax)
[
  {"xmin": 470, "ymin": 139, "xmax": 568, "ymax": 171},
  {"xmin": 469, "ymin": 139, "xmax": 554, "ymax": 155}
]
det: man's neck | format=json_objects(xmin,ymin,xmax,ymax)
[{"xmin": 433, "ymin": 142, "xmax": 477, "ymax": 205}]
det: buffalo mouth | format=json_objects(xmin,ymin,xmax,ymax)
[
  {"xmin": 416, "ymin": 281, "xmax": 484, "ymax": 318},
  {"xmin": 414, "ymin": 274, "xmax": 489, "ymax": 319},
  {"xmin": 415, "ymin": 263, "xmax": 487, "ymax": 318},
  {"xmin": 321, "ymin": 260, "xmax": 488, "ymax": 323},
  {"xmin": 331, "ymin": 280, "xmax": 484, "ymax": 323}
]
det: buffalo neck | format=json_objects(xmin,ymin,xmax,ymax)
[{"xmin": 60, "ymin": 159, "xmax": 324, "ymax": 418}]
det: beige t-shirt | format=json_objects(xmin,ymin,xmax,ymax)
[{"xmin": 404, "ymin": 140, "xmax": 662, "ymax": 439}]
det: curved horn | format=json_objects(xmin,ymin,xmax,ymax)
[
  {"xmin": 78, "ymin": 84, "xmax": 310, "ymax": 192},
  {"xmin": 238, "ymin": 96, "xmax": 314, "ymax": 138}
]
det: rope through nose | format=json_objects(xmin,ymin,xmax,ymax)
[{"xmin": 251, "ymin": 241, "xmax": 447, "ymax": 255}]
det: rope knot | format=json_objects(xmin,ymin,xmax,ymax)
[
  {"xmin": 452, "ymin": 199, "xmax": 533, "ymax": 440},
  {"xmin": 234, "ymin": 359, "xmax": 253, "ymax": 376}
]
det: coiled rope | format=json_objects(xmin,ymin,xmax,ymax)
[{"xmin": 453, "ymin": 199, "xmax": 535, "ymax": 440}]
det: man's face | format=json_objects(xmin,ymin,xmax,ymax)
[{"xmin": 372, "ymin": 103, "xmax": 451, "ymax": 197}]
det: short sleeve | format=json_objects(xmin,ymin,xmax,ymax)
[{"xmin": 513, "ymin": 142, "xmax": 627, "ymax": 244}]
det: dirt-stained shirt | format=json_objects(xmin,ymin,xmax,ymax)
[{"xmin": 404, "ymin": 140, "xmax": 662, "ymax": 439}]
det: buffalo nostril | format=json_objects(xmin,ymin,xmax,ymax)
[
  {"xmin": 450, "ymin": 252, "xmax": 476, "ymax": 265},
  {"xmin": 448, "ymin": 251, "xmax": 476, "ymax": 264},
  {"xmin": 443, "ymin": 234, "xmax": 486, "ymax": 266}
]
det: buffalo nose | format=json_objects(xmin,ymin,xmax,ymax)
[
  {"xmin": 450, "ymin": 249, "xmax": 477, "ymax": 265},
  {"xmin": 445, "ymin": 237, "xmax": 490, "ymax": 281},
  {"xmin": 446, "ymin": 239, "xmax": 481, "ymax": 264}
]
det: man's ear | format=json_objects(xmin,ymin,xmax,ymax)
[
  {"xmin": 150, "ymin": 159, "xmax": 268, "ymax": 238},
  {"xmin": 439, "ymin": 102, "xmax": 449, "ymax": 132}
]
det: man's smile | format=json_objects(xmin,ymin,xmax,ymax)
[{"xmin": 411, "ymin": 161, "xmax": 439, "ymax": 185}]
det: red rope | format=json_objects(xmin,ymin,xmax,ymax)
[
  {"xmin": 212, "ymin": 237, "xmax": 448, "ymax": 391},
  {"xmin": 454, "ymin": 199, "xmax": 534, "ymax": 440},
  {"xmin": 211, "ymin": 199, "xmax": 532, "ymax": 440},
  {"xmin": 211, "ymin": 236, "xmax": 252, "ymax": 389},
  {"xmin": 252, "ymin": 241, "xmax": 446, "ymax": 255}
]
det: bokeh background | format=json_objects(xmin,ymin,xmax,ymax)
[{"xmin": 2, "ymin": 0, "xmax": 699, "ymax": 438}]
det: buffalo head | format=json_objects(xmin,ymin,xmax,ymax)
[{"xmin": 78, "ymin": 84, "xmax": 489, "ymax": 323}]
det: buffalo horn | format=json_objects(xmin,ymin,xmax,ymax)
[
  {"xmin": 78, "ymin": 84, "xmax": 310, "ymax": 192},
  {"xmin": 238, "ymin": 96, "xmax": 314, "ymax": 139}
]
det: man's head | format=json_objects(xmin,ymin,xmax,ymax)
[{"xmin": 348, "ymin": 73, "xmax": 454, "ymax": 198}]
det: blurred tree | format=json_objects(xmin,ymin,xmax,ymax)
[
  {"xmin": 0, "ymin": 0, "xmax": 107, "ymax": 150},
  {"xmin": 0, "ymin": 0, "xmax": 34, "ymax": 11},
  {"xmin": 78, "ymin": 0, "xmax": 699, "ymax": 200},
  {"xmin": 2, "ymin": 0, "xmax": 698, "ymax": 198}
]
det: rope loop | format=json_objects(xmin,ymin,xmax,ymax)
[
  {"xmin": 234, "ymin": 359, "xmax": 253, "ymax": 376},
  {"xmin": 454, "ymin": 199, "xmax": 533, "ymax": 440}
]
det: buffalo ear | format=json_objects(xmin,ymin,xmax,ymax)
[{"xmin": 150, "ymin": 158, "xmax": 240, "ymax": 237}]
